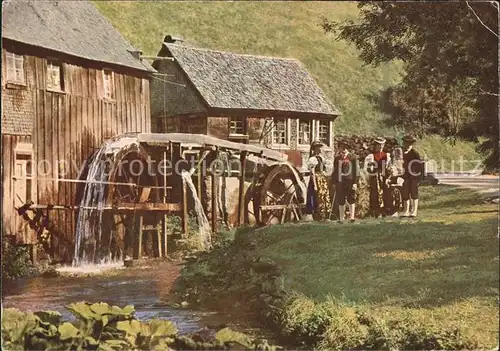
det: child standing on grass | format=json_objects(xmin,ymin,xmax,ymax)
[
  {"xmin": 401, "ymin": 135, "xmax": 424, "ymax": 217},
  {"xmin": 305, "ymin": 140, "xmax": 331, "ymax": 220},
  {"xmin": 332, "ymin": 141, "xmax": 359, "ymax": 223}
]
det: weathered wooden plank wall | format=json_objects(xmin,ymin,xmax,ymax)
[{"xmin": 2, "ymin": 48, "xmax": 151, "ymax": 262}]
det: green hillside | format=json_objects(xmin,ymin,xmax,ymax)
[{"xmin": 94, "ymin": 1, "xmax": 404, "ymax": 134}]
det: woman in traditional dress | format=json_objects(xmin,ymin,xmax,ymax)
[{"xmin": 305, "ymin": 140, "xmax": 331, "ymax": 220}]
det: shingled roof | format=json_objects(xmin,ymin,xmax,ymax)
[
  {"xmin": 164, "ymin": 43, "xmax": 340, "ymax": 117},
  {"xmin": 2, "ymin": 0, "xmax": 154, "ymax": 72}
]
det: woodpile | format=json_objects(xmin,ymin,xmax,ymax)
[{"xmin": 333, "ymin": 135, "xmax": 401, "ymax": 162}]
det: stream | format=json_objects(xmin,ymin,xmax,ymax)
[{"xmin": 2, "ymin": 261, "xmax": 247, "ymax": 336}]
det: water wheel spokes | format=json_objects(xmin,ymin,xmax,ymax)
[{"xmin": 102, "ymin": 145, "xmax": 159, "ymax": 260}]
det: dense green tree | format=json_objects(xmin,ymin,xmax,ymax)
[{"xmin": 322, "ymin": 1, "xmax": 498, "ymax": 169}]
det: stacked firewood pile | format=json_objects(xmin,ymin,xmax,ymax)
[
  {"xmin": 329, "ymin": 135, "xmax": 404, "ymax": 219},
  {"xmin": 333, "ymin": 135, "xmax": 401, "ymax": 162}
]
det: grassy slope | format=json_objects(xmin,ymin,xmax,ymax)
[
  {"xmin": 95, "ymin": 1, "xmax": 403, "ymax": 134},
  {"xmin": 252, "ymin": 186, "xmax": 498, "ymax": 346}
]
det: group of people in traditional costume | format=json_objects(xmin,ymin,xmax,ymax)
[{"xmin": 305, "ymin": 135, "xmax": 424, "ymax": 222}]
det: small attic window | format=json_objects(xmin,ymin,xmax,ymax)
[
  {"xmin": 102, "ymin": 70, "xmax": 115, "ymax": 99},
  {"xmin": 6, "ymin": 51, "xmax": 25, "ymax": 84}
]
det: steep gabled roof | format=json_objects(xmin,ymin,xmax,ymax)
[
  {"xmin": 2, "ymin": 0, "xmax": 154, "ymax": 72},
  {"xmin": 164, "ymin": 43, "xmax": 340, "ymax": 117}
]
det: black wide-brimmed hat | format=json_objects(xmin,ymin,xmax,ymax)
[
  {"xmin": 374, "ymin": 137, "xmax": 386, "ymax": 144},
  {"xmin": 311, "ymin": 140, "xmax": 325, "ymax": 148},
  {"xmin": 402, "ymin": 135, "xmax": 417, "ymax": 143}
]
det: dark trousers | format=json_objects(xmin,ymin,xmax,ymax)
[
  {"xmin": 402, "ymin": 177, "xmax": 419, "ymax": 200},
  {"xmin": 369, "ymin": 175, "xmax": 392, "ymax": 216},
  {"xmin": 336, "ymin": 180, "xmax": 356, "ymax": 206}
]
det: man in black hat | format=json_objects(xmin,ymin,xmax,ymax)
[
  {"xmin": 401, "ymin": 135, "xmax": 424, "ymax": 217},
  {"xmin": 332, "ymin": 141, "xmax": 359, "ymax": 223},
  {"xmin": 365, "ymin": 137, "xmax": 393, "ymax": 217}
]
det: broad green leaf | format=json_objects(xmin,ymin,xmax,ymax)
[
  {"xmin": 121, "ymin": 305, "xmax": 135, "ymax": 316},
  {"xmin": 90, "ymin": 302, "xmax": 111, "ymax": 316},
  {"xmin": 58, "ymin": 322, "xmax": 79, "ymax": 340},
  {"xmin": 85, "ymin": 336, "xmax": 99, "ymax": 346},
  {"xmin": 116, "ymin": 319, "xmax": 142, "ymax": 335},
  {"xmin": 97, "ymin": 342, "xmax": 115, "ymax": 351},
  {"xmin": 140, "ymin": 323, "xmax": 151, "ymax": 337},
  {"xmin": 102, "ymin": 315, "xmax": 109, "ymax": 327},
  {"xmin": 110, "ymin": 305, "xmax": 124, "ymax": 316},
  {"xmin": 66, "ymin": 302, "xmax": 96, "ymax": 320},
  {"xmin": 34, "ymin": 311, "xmax": 62, "ymax": 326}
]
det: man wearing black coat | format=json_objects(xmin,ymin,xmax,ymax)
[{"xmin": 332, "ymin": 141, "xmax": 360, "ymax": 223}]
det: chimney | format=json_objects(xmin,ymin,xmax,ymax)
[
  {"xmin": 127, "ymin": 49, "xmax": 143, "ymax": 60},
  {"xmin": 164, "ymin": 35, "xmax": 184, "ymax": 44}
]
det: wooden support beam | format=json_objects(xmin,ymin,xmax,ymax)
[
  {"xmin": 237, "ymin": 151, "xmax": 247, "ymax": 226},
  {"xmin": 211, "ymin": 171, "xmax": 218, "ymax": 233},
  {"xmin": 25, "ymin": 202, "xmax": 182, "ymax": 211},
  {"xmin": 163, "ymin": 150, "xmax": 168, "ymax": 257},
  {"xmin": 139, "ymin": 187, "xmax": 151, "ymax": 203},
  {"xmin": 12, "ymin": 176, "xmax": 173, "ymax": 189},
  {"xmin": 157, "ymin": 222, "xmax": 162, "ymax": 258},
  {"xmin": 260, "ymin": 203, "xmax": 306, "ymax": 210},
  {"xmin": 197, "ymin": 150, "xmax": 203, "ymax": 206}
]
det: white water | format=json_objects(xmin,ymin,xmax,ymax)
[
  {"xmin": 73, "ymin": 137, "xmax": 139, "ymax": 266},
  {"xmin": 181, "ymin": 170, "xmax": 212, "ymax": 250}
]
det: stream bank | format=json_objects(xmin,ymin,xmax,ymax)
[{"xmin": 2, "ymin": 258, "xmax": 281, "ymax": 350}]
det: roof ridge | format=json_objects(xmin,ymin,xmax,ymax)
[{"xmin": 165, "ymin": 43, "xmax": 300, "ymax": 62}]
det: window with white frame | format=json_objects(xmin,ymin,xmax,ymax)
[
  {"xmin": 6, "ymin": 51, "xmax": 25, "ymax": 84},
  {"xmin": 298, "ymin": 119, "xmax": 312, "ymax": 145},
  {"xmin": 102, "ymin": 70, "xmax": 114, "ymax": 99},
  {"xmin": 47, "ymin": 60, "xmax": 63, "ymax": 91},
  {"xmin": 316, "ymin": 120, "xmax": 330, "ymax": 146},
  {"xmin": 229, "ymin": 116, "xmax": 246, "ymax": 135},
  {"xmin": 272, "ymin": 118, "xmax": 288, "ymax": 145}
]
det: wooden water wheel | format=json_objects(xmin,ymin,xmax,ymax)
[
  {"xmin": 102, "ymin": 143, "xmax": 161, "ymax": 260},
  {"xmin": 253, "ymin": 164, "xmax": 306, "ymax": 226}
]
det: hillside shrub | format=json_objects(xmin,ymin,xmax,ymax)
[
  {"xmin": 1, "ymin": 236, "xmax": 38, "ymax": 280},
  {"xmin": 1, "ymin": 302, "xmax": 281, "ymax": 351}
]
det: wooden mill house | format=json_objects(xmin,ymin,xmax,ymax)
[
  {"xmin": 1, "ymin": 1, "xmax": 154, "ymax": 261},
  {"xmin": 150, "ymin": 36, "xmax": 341, "ymax": 168}
]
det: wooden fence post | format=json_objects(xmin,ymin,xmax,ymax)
[{"xmin": 237, "ymin": 151, "xmax": 247, "ymax": 226}]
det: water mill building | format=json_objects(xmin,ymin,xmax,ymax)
[{"xmin": 150, "ymin": 37, "xmax": 341, "ymax": 168}]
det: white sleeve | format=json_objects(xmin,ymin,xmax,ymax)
[
  {"xmin": 307, "ymin": 156, "xmax": 319, "ymax": 170},
  {"xmin": 386, "ymin": 153, "xmax": 392, "ymax": 167}
]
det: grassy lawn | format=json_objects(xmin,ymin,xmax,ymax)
[
  {"xmin": 251, "ymin": 185, "xmax": 498, "ymax": 347},
  {"xmin": 94, "ymin": 1, "xmax": 403, "ymax": 135}
]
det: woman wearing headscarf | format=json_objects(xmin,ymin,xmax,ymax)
[
  {"xmin": 364, "ymin": 137, "xmax": 392, "ymax": 217},
  {"xmin": 305, "ymin": 140, "xmax": 331, "ymax": 220},
  {"xmin": 332, "ymin": 141, "xmax": 359, "ymax": 223}
]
